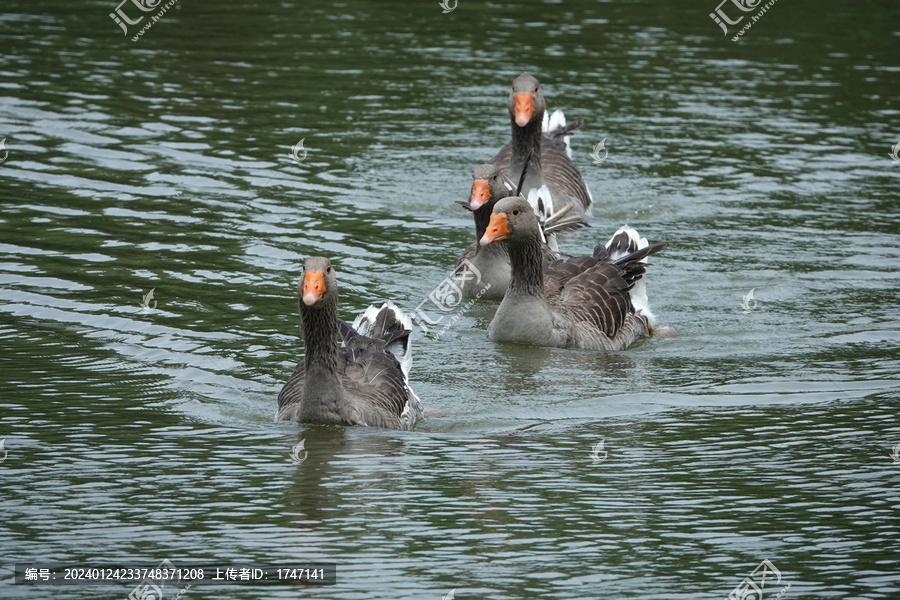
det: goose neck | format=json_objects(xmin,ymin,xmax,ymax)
[
  {"xmin": 300, "ymin": 300, "xmax": 339, "ymax": 374},
  {"xmin": 507, "ymin": 236, "xmax": 545, "ymax": 297},
  {"xmin": 473, "ymin": 202, "xmax": 494, "ymax": 239},
  {"xmin": 510, "ymin": 117, "xmax": 543, "ymax": 180}
]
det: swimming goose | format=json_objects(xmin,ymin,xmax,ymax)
[
  {"xmin": 276, "ymin": 257, "xmax": 424, "ymax": 430},
  {"xmin": 489, "ymin": 72, "xmax": 593, "ymax": 215},
  {"xmin": 479, "ymin": 197, "xmax": 668, "ymax": 350},
  {"xmin": 453, "ymin": 164, "xmax": 514, "ymax": 299},
  {"xmin": 454, "ymin": 164, "xmax": 589, "ymax": 298}
]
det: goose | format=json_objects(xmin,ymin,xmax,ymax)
[
  {"xmin": 454, "ymin": 163, "xmax": 589, "ymax": 298},
  {"xmin": 479, "ymin": 196, "xmax": 668, "ymax": 350},
  {"xmin": 276, "ymin": 257, "xmax": 424, "ymax": 430},
  {"xmin": 453, "ymin": 163, "xmax": 514, "ymax": 299},
  {"xmin": 489, "ymin": 72, "xmax": 593, "ymax": 215}
]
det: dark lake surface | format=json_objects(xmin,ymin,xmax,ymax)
[{"xmin": 1, "ymin": 0, "xmax": 899, "ymax": 598}]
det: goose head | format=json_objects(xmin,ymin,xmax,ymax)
[
  {"xmin": 469, "ymin": 163, "xmax": 510, "ymax": 210},
  {"xmin": 507, "ymin": 72, "xmax": 546, "ymax": 128},
  {"xmin": 301, "ymin": 256, "xmax": 338, "ymax": 308},
  {"xmin": 479, "ymin": 196, "xmax": 541, "ymax": 247}
]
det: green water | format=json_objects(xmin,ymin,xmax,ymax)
[{"xmin": 1, "ymin": 0, "xmax": 899, "ymax": 598}]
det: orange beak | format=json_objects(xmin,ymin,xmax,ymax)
[
  {"xmin": 470, "ymin": 179, "xmax": 491, "ymax": 210},
  {"xmin": 514, "ymin": 93, "xmax": 534, "ymax": 127},
  {"xmin": 479, "ymin": 213, "xmax": 509, "ymax": 246},
  {"xmin": 302, "ymin": 270, "xmax": 326, "ymax": 306}
]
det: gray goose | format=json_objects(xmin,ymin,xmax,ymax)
[
  {"xmin": 479, "ymin": 197, "xmax": 668, "ymax": 350},
  {"xmin": 454, "ymin": 163, "xmax": 589, "ymax": 299},
  {"xmin": 276, "ymin": 257, "xmax": 424, "ymax": 430},
  {"xmin": 489, "ymin": 72, "xmax": 593, "ymax": 215},
  {"xmin": 453, "ymin": 163, "xmax": 514, "ymax": 299}
]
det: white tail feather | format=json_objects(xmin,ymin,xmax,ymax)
[
  {"xmin": 605, "ymin": 226, "xmax": 656, "ymax": 325},
  {"xmin": 351, "ymin": 301, "xmax": 414, "ymax": 377},
  {"xmin": 526, "ymin": 185, "xmax": 558, "ymax": 251},
  {"xmin": 543, "ymin": 109, "xmax": 573, "ymax": 158},
  {"xmin": 351, "ymin": 304, "xmax": 382, "ymax": 337},
  {"xmin": 605, "ymin": 225, "xmax": 648, "ymax": 261}
]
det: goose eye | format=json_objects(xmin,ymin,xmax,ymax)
[
  {"xmin": 534, "ymin": 86, "xmax": 539, "ymax": 92},
  {"xmin": 512, "ymin": 209, "xmax": 520, "ymax": 216},
  {"xmin": 326, "ymin": 266, "xmax": 332, "ymax": 273}
]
